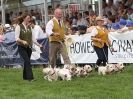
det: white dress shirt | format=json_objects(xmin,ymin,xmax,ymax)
[
  {"xmin": 32, "ymin": 25, "xmax": 47, "ymax": 39},
  {"xmin": 91, "ymin": 27, "xmax": 98, "ymax": 36},
  {"xmin": 15, "ymin": 23, "xmax": 39, "ymax": 45},
  {"xmin": 46, "ymin": 17, "xmax": 62, "ymax": 36}
]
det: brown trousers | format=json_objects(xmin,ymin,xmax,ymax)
[{"xmin": 49, "ymin": 41, "xmax": 71, "ymax": 68}]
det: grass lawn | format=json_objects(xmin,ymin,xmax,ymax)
[{"xmin": 0, "ymin": 65, "xmax": 133, "ymax": 99}]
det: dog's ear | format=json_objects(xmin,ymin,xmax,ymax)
[
  {"xmin": 80, "ymin": 69, "xmax": 84, "ymax": 73},
  {"xmin": 71, "ymin": 67, "xmax": 77, "ymax": 71},
  {"xmin": 64, "ymin": 74, "xmax": 67, "ymax": 78},
  {"xmin": 120, "ymin": 63, "xmax": 123, "ymax": 66}
]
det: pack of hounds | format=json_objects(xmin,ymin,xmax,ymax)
[{"xmin": 42, "ymin": 63, "xmax": 125, "ymax": 82}]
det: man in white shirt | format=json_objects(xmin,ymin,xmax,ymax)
[{"xmin": 46, "ymin": 8, "xmax": 71, "ymax": 68}]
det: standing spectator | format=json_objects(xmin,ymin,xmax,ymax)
[
  {"xmin": 5, "ymin": 13, "xmax": 11, "ymax": 24},
  {"xmin": 12, "ymin": 17, "xmax": 21, "ymax": 29},
  {"xmin": 127, "ymin": 8, "xmax": 133, "ymax": 21},
  {"xmin": 119, "ymin": 18, "xmax": 128, "ymax": 31},
  {"xmin": 76, "ymin": 25, "xmax": 87, "ymax": 35},
  {"xmin": 18, "ymin": 12, "xmax": 22, "ymax": 17},
  {"xmin": 46, "ymin": 8, "xmax": 71, "ymax": 68},
  {"xmin": 3, "ymin": 24, "xmax": 15, "ymax": 43},
  {"xmin": 30, "ymin": 18, "xmax": 47, "ymax": 67},
  {"xmin": 125, "ymin": 0, "xmax": 133, "ymax": 9},
  {"xmin": 83, "ymin": 11, "xmax": 89, "ymax": 23},
  {"xmin": 63, "ymin": 17, "xmax": 71, "ymax": 35},
  {"xmin": 88, "ymin": 5, "xmax": 93, "ymax": 14},
  {"xmin": 117, "ymin": 3, "xmax": 127, "ymax": 19},
  {"xmin": 76, "ymin": 13, "xmax": 88, "ymax": 27},
  {"xmin": 48, "ymin": 6, "xmax": 54, "ymax": 15},
  {"xmin": 102, "ymin": 1, "xmax": 110, "ymax": 16},
  {"xmin": 71, "ymin": 12, "xmax": 78, "ymax": 26},
  {"xmin": 91, "ymin": 16, "xmax": 112, "ymax": 71},
  {"xmin": 89, "ymin": 11, "xmax": 97, "ymax": 26},
  {"xmin": 126, "ymin": 20, "xmax": 133, "ymax": 30},
  {"xmin": 30, "ymin": 18, "xmax": 47, "ymax": 39},
  {"xmin": 35, "ymin": 12, "xmax": 42, "ymax": 25},
  {"xmin": 15, "ymin": 13, "xmax": 42, "ymax": 81},
  {"xmin": 9, "ymin": 11, "xmax": 16, "ymax": 22},
  {"xmin": 107, "ymin": 0, "xmax": 117, "ymax": 16},
  {"xmin": 106, "ymin": 16, "xmax": 116, "ymax": 30},
  {"xmin": 111, "ymin": 22, "xmax": 121, "ymax": 31}
]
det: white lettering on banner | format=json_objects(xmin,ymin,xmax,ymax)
[{"xmin": 61, "ymin": 30, "xmax": 133, "ymax": 63}]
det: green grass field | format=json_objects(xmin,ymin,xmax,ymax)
[{"xmin": 0, "ymin": 65, "xmax": 133, "ymax": 99}]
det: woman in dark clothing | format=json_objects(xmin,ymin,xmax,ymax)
[{"xmin": 15, "ymin": 13, "xmax": 42, "ymax": 81}]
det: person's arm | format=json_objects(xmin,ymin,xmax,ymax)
[
  {"xmin": 15, "ymin": 25, "xmax": 28, "ymax": 46},
  {"xmin": 32, "ymin": 27, "xmax": 38, "ymax": 40},
  {"xmin": 46, "ymin": 20, "xmax": 54, "ymax": 36},
  {"xmin": 107, "ymin": 30, "xmax": 116, "ymax": 52},
  {"xmin": 108, "ymin": 37, "xmax": 116, "ymax": 52},
  {"xmin": 108, "ymin": 38, "xmax": 112, "ymax": 47},
  {"xmin": 120, "ymin": 26, "xmax": 128, "ymax": 32},
  {"xmin": 32, "ymin": 27, "xmax": 42, "ymax": 47},
  {"xmin": 91, "ymin": 27, "xmax": 102, "ymax": 42},
  {"xmin": 38, "ymin": 26, "xmax": 47, "ymax": 38},
  {"xmin": 46, "ymin": 19, "xmax": 60, "ymax": 37}
]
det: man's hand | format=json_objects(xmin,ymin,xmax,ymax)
[{"xmin": 53, "ymin": 32, "xmax": 60, "ymax": 37}]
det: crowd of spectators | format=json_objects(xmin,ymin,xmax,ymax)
[
  {"xmin": 0, "ymin": 0, "xmax": 133, "ymax": 68},
  {"xmin": 0, "ymin": 0, "xmax": 133, "ymax": 42},
  {"xmin": 64, "ymin": 0, "xmax": 133, "ymax": 35}
]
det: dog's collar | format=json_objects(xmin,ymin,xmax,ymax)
[
  {"xmin": 51, "ymin": 70, "xmax": 56, "ymax": 76},
  {"xmin": 114, "ymin": 64, "xmax": 119, "ymax": 69}
]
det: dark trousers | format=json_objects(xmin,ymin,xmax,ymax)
[
  {"xmin": 94, "ymin": 44, "xmax": 108, "ymax": 66},
  {"xmin": 18, "ymin": 45, "xmax": 34, "ymax": 80}
]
